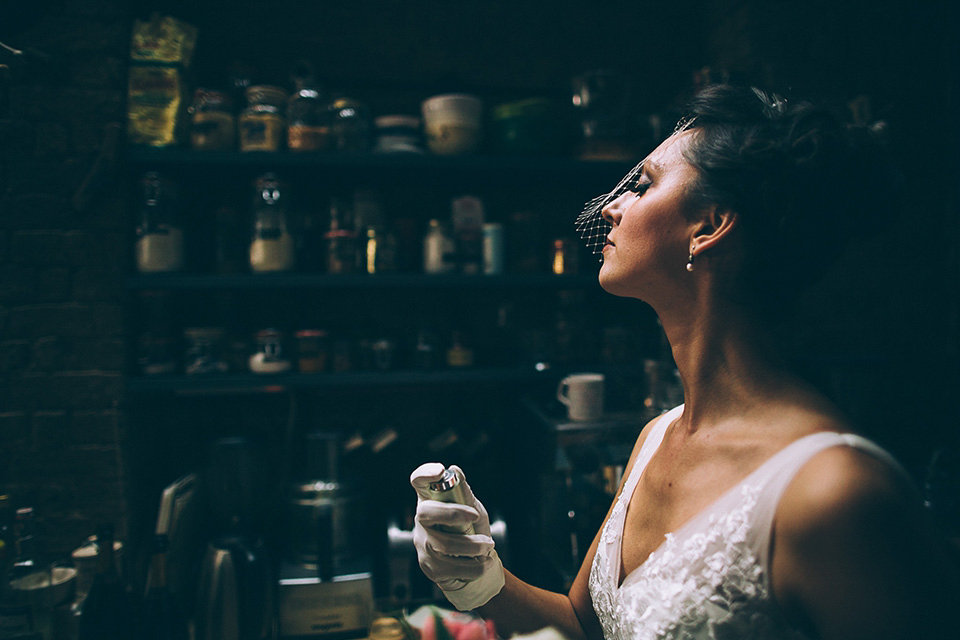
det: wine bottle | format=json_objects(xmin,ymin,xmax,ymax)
[
  {"xmin": 77, "ymin": 523, "xmax": 135, "ymax": 640},
  {"xmin": 140, "ymin": 534, "xmax": 188, "ymax": 640}
]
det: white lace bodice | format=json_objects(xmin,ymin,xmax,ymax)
[{"xmin": 588, "ymin": 405, "xmax": 900, "ymax": 640}]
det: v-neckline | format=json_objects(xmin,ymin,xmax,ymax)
[{"xmin": 611, "ymin": 413, "xmax": 835, "ymax": 589}]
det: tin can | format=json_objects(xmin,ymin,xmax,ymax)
[
  {"xmin": 482, "ymin": 222, "xmax": 505, "ymax": 274},
  {"xmin": 425, "ymin": 468, "xmax": 475, "ymax": 534}
]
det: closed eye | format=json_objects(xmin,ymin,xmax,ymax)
[{"xmin": 626, "ymin": 176, "xmax": 652, "ymax": 195}]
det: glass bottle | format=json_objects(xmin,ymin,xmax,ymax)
[
  {"xmin": 140, "ymin": 534, "xmax": 188, "ymax": 640},
  {"xmin": 422, "ymin": 219, "xmax": 455, "ymax": 274},
  {"xmin": 287, "ymin": 79, "xmax": 330, "ymax": 152},
  {"xmin": 324, "ymin": 197, "xmax": 358, "ymax": 274},
  {"xmin": 189, "ymin": 88, "xmax": 235, "ymax": 151},
  {"xmin": 77, "ymin": 523, "xmax": 135, "ymax": 640},
  {"xmin": 249, "ymin": 173, "xmax": 295, "ymax": 273},
  {"xmin": 135, "ymin": 171, "xmax": 185, "ymax": 273}
]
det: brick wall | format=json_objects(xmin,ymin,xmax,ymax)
[{"xmin": 0, "ymin": 0, "xmax": 133, "ymax": 556}]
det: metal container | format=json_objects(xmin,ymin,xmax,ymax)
[{"xmin": 424, "ymin": 468, "xmax": 475, "ymax": 534}]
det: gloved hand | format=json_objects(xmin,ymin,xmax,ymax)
[{"xmin": 410, "ymin": 463, "xmax": 505, "ymax": 611}]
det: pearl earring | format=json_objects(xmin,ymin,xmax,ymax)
[{"xmin": 686, "ymin": 245, "xmax": 696, "ymax": 272}]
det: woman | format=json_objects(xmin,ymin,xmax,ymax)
[{"xmin": 410, "ymin": 85, "xmax": 957, "ymax": 639}]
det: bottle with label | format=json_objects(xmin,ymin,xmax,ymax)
[
  {"xmin": 140, "ymin": 534, "xmax": 188, "ymax": 640},
  {"xmin": 135, "ymin": 171, "xmax": 185, "ymax": 273},
  {"xmin": 422, "ymin": 219, "xmax": 455, "ymax": 274},
  {"xmin": 249, "ymin": 173, "xmax": 295, "ymax": 273},
  {"xmin": 77, "ymin": 523, "xmax": 135, "ymax": 640}
]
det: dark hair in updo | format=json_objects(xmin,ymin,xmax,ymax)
[{"xmin": 677, "ymin": 84, "xmax": 900, "ymax": 318}]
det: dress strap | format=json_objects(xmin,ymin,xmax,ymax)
[{"xmin": 748, "ymin": 431, "xmax": 910, "ymax": 583}]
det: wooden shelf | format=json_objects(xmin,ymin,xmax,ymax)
[
  {"xmin": 125, "ymin": 271, "xmax": 600, "ymax": 291},
  {"xmin": 124, "ymin": 365, "xmax": 561, "ymax": 395}
]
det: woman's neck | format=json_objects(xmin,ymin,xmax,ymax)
[{"xmin": 657, "ymin": 295, "xmax": 803, "ymax": 433}]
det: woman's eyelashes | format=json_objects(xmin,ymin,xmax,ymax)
[{"xmin": 626, "ymin": 175, "xmax": 652, "ymax": 195}]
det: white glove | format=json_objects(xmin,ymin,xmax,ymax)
[{"xmin": 410, "ymin": 462, "xmax": 505, "ymax": 611}]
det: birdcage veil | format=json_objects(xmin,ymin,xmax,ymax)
[{"xmin": 574, "ymin": 119, "xmax": 695, "ymax": 260}]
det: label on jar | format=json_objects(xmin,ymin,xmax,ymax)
[
  {"xmin": 239, "ymin": 112, "xmax": 285, "ymax": 151},
  {"xmin": 288, "ymin": 124, "xmax": 331, "ymax": 151},
  {"xmin": 191, "ymin": 111, "xmax": 236, "ymax": 150}
]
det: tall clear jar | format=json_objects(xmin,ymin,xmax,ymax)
[
  {"xmin": 239, "ymin": 85, "xmax": 287, "ymax": 152},
  {"xmin": 134, "ymin": 171, "xmax": 185, "ymax": 273},
  {"xmin": 287, "ymin": 81, "xmax": 331, "ymax": 152},
  {"xmin": 249, "ymin": 173, "xmax": 295, "ymax": 272},
  {"xmin": 189, "ymin": 88, "xmax": 235, "ymax": 151}
]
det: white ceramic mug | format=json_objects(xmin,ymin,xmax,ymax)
[{"xmin": 557, "ymin": 373, "xmax": 605, "ymax": 421}]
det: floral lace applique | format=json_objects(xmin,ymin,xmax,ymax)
[{"xmin": 589, "ymin": 482, "xmax": 810, "ymax": 640}]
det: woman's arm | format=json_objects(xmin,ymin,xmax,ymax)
[
  {"xmin": 477, "ymin": 415, "xmax": 663, "ymax": 640},
  {"xmin": 772, "ymin": 446, "xmax": 959, "ymax": 639}
]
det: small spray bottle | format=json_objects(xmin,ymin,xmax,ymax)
[{"xmin": 425, "ymin": 467, "xmax": 476, "ymax": 534}]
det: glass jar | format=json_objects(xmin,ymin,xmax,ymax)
[
  {"xmin": 239, "ymin": 85, "xmax": 287, "ymax": 152},
  {"xmin": 295, "ymin": 329, "xmax": 329, "ymax": 373},
  {"xmin": 287, "ymin": 84, "xmax": 331, "ymax": 152},
  {"xmin": 134, "ymin": 171, "xmax": 184, "ymax": 273},
  {"xmin": 249, "ymin": 329, "xmax": 292, "ymax": 374},
  {"xmin": 328, "ymin": 98, "xmax": 370, "ymax": 152},
  {"xmin": 189, "ymin": 88, "xmax": 235, "ymax": 151},
  {"xmin": 249, "ymin": 173, "xmax": 295, "ymax": 272}
]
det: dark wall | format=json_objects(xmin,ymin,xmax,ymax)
[{"xmin": 0, "ymin": 0, "xmax": 956, "ymax": 565}]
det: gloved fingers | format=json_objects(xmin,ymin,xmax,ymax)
[
  {"xmin": 413, "ymin": 520, "xmax": 495, "ymax": 558},
  {"xmin": 417, "ymin": 551, "xmax": 490, "ymax": 583},
  {"xmin": 415, "ymin": 499, "xmax": 478, "ymax": 528},
  {"xmin": 410, "ymin": 462, "xmax": 447, "ymax": 499}
]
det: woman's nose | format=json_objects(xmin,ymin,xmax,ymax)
[{"xmin": 601, "ymin": 191, "xmax": 629, "ymax": 224}]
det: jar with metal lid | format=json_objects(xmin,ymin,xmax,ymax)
[
  {"xmin": 189, "ymin": 88, "xmax": 235, "ymax": 151},
  {"xmin": 249, "ymin": 329, "xmax": 292, "ymax": 374},
  {"xmin": 287, "ymin": 82, "xmax": 331, "ymax": 152},
  {"xmin": 239, "ymin": 85, "xmax": 287, "ymax": 152}
]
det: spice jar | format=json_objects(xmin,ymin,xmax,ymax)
[
  {"xmin": 249, "ymin": 173, "xmax": 296, "ymax": 272},
  {"xmin": 295, "ymin": 329, "xmax": 329, "ymax": 373},
  {"xmin": 239, "ymin": 85, "xmax": 287, "ymax": 152},
  {"xmin": 325, "ymin": 197, "xmax": 358, "ymax": 274},
  {"xmin": 189, "ymin": 88, "xmax": 235, "ymax": 151},
  {"xmin": 249, "ymin": 329, "xmax": 292, "ymax": 374},
  {"xmin": 287, "ymin": 82, "xmax": 331, "ymax": 151},
  {"xmin": 134, "ymin": 171, "xmax": 184, "ymax": 273}
]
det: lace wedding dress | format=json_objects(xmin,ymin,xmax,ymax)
[{"xmin": 588, "ymin": 405, "xmax": 902, "ymax": 639}]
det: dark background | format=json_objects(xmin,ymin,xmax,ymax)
[{"xmin": 1, "ymin": 0, "xmax": 956, "ymax": 590}]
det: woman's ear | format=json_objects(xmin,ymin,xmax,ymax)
[{"xmin": 691, "ymin": 206, "xmax": 738, "ymax": 257}]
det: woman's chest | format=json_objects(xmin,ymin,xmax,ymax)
[{"xmin": 619, "ymin": 445, "xmax": 765, "ymax": 579}]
